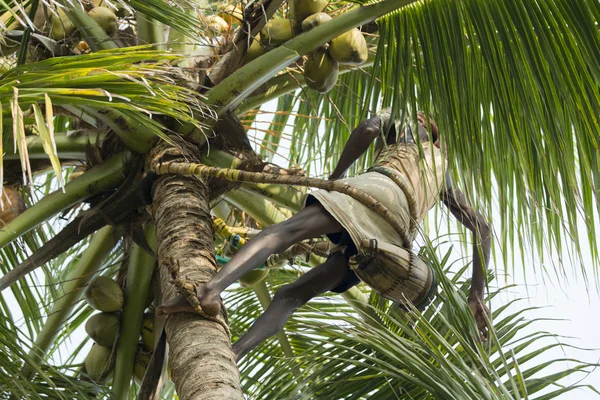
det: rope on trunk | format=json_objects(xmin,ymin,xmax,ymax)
[{"xmin": 150, "ymin": 162, "xmax": 412, "ymax": 248}]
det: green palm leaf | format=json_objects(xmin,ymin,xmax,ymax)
[{"xmin": 229, "ymin": 246, "xmax": 599, "ymax": 399}]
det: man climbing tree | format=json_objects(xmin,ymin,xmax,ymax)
[{"xmin": 154, "ymin": 109, "xmax": 492, "ymax": 361}]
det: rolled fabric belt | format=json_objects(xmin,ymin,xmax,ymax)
[{"xmin": 349, "ymin": 239, "xmax": 437, "ymax": 310}]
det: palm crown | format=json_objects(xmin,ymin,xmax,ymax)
[{"xmin": 0, "ymin": 0, "xmax": 598, "ymax": 398}]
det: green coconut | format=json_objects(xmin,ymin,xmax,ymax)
[
  {"xmin": 289, "ymin": 0, "xmax": 327, "ymax": 23},
  {"xmin": 260, "ymin": 18, "xmax": 298, "ymax": 49},
  {"xmin": 49, "ymin": 8, "xmax": 75, "ymax": 40},
  {"xmin": 244, "ymin": 35, "xmax": 264, "ymax": 63},
  {"xmin": 133, "ymin": 351, "xmax": 152, "ymax": 385},
  {"xmin": 301, "ymin": 12, "xmax": 331, "ymax": 32},
  {"xmin": 88, "ymin": 7, "xmax": 119, "ymax": 37},
  {"xmin": 239, "ymin": 269, "xmax": 269, "ymax": 288},
  {"xmin": 140, "ymin": 312, "xmax": 155, "ymax": 351},
  {"xmin": 328, "ymin": 28, "xmax": 368, "ymax": 65},
  {"xmin": 85, "ymin": 344, "xmax": 114, "ymax": 384},
  {"xmin": 85, "ymin": 312, "xmax": 120, "ymax": 347},
  {"xmin": 84, "ymin": 276, "xmax": 124, "ymax": 312},
  {"xmin": 303, "ymin": 48, "xmax": 339, "ymax": 93}
]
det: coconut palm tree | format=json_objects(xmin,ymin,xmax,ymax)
[{"xmin": 0, "ymin": 0, "xmax": 598, "ymax": 399}]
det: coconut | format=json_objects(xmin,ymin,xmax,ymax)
[
  {"xmin": 49, "ymin": 8, "xmax": 75, "ymax": 40},
  {"xmin": 85, "ymin": 344, "xmax": 114, "ymax": 383},
  {"xmin": 85, "ymin": 313, "xmax": 120, "ymax": 347},
  {"xmin": 217, "ymin": 4, "xmax": 243, "ymax": 25},
  {"xmin": 84, "ymin": 276, "xmax": 124, "ymax": 312},
  {"xmin": 289, "ymin": 0, "xmax": 327, "ymax": 23},
  {"xmin": 0, "ymin": 187, "xmax": 25, "ymax": 229},
  {"xmin": 88, "ymin": 7, "xmax": 119, "ymax": 37},
  {"xmin": 301, "ymin": 12, "xmax": 331, "ymax": 32},
  {"xmin": 244, "ymin": 35, "xmax": 264, "ymax": 63},
  {"xmin": 133, "ymin": 351, "xmax": 152, "ymax": 385},
  {"xmin": 239, "ymin": 269, "xmax": 269, "ymax": 288},
  {"xmin": 33, "ymin": 5, "xmax": 49, "ymax": 33},
  {"xmin": 328, "ymin": 28, "xmax": 368, "ymax": 65},
  {"xmin": 260, "ymin": 18, "xmax": 298, "ymax": 49},
  {"xmin": 204, "ymin": 15, "xmax": 229, "ymax": 38},
  {"xmin": 303, "ymin": 48, "xmax": 339, "ymax": 93},
  {"xmin": 140, "ymin": 312, "xmax": 155, "ymax": 351}
]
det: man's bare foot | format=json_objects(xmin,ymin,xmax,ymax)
[
  {"xmin": 156, "ymin": 285, "xmax": 221, "ymax": 316},
  {"xmin": 196, "ymin": 285, "xmax": 221, "ymax": 317}
]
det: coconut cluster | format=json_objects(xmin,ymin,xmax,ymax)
[
  {"xmin": 242, "ymin": 0, "xmax": 368, "ymax": 93},
  {"xmin": 0, "ymin": 1, "xmax": 123, "ymax": 58},
  {"xmin": 83, "ymin": 275, "xmax": 156, "ymax": 385}
]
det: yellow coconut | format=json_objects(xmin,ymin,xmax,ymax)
[
  {"xmin": 140, "ymin": 312, "xmax": 155, "ymax": 351},
  {"xmin": 301, "ymin": 12, "xmax": 331, "ymax": 32},
  {"xmin": 84, "ymin": 276, "xmax": 124, "ymax": 312},
  {"xmin": 260, "ymin": 18, "xmax": 298, "ymax": 49},
  {"xmin": 88, "ymin": 6, "xmax": 119, "ymax": 37},
  {"xmin": 204, "ymin": 15, "xmax": 229, "ymax": 38},
  {"xmin": 49, "ymin": 8, "xmax": 75, "ymax": 40},
  {"xmin": 217, "ymin": 4, "xmax": 243, "ymax": 25},
  {"xmin": 289, "ymin": 0, "xmax": 327, "ymax": 23},
  {"xmin": 244, "ymin": 35, "xmax": 264, "ymax": 63},
  {"xmin": 85, "ymin": 312, "xmax": 120, "ymax": 347},
  {"xmin": 85, "ymin": 344, "xmax": 114, "ymax": 383},
  {"xmin": 328, "ymin": 28, "xmax": 368, "ymax": 65},
  {"xmin": 133, "ymin": 350, "xmax": 152, "ymax": 385},
  {"xmin": 0, "ymin": 187, "xmax": 26, "ymax": 229},
  {"xmin": 239, "ymin": 269, "xmax": 269, "ymax": 288},
  {"xmin": 303, "ymin": 47, "xmax": 339, "ymax": 93}
]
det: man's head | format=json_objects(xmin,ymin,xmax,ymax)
[
  {"xmin": 398, "ymin": 112, "xmax": 440, "ymax": 147},
  {"xmin": 375, "ymin": 109, "xmax": 442, "ymax": 155}
]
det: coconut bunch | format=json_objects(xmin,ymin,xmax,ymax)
[
  {"xmin": 199, "ymin": 3, "xmax": 244, "ymax": 39},
  {"xmin": 241, "ymin": 0, "xmax": 368, "ymax": 93},
  {"xmin": 0, "ymin": 0, "xmax": 122, "ymax": 58},
  {"xmin": 82, "ymin": 275, "xmax": 156, "ymax": 385}
]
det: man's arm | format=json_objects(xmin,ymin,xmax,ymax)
[
  {"xmin": 329, "ymin": 116, "xmax": 382, "ymax": 180},
  {"xmin": 441, "ymin": 176, "xmax": 492, "ymax": 338}
]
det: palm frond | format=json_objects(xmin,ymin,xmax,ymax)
[
  {"xmin": 228, "ymin": 244, "xmax": 599, "ymax": 399},
  {"xmin": 0, "ymin": 47, "xmax": 213, "ymax": 154},
  {"xmin": 249, "ymin": 0, "xmax": 600, "ymax": 275},
  {"xmin": 373, "ymin": 0, "xmax": 600, "ymax": 268}
]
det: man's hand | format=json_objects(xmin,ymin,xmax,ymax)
[
  {"xmin": 441, "ymin": 179, "xmax": 492, "ymax": 342},
  {"xmin": 468, "ymin": 297, "xmax": 489, "ymax": 341}
]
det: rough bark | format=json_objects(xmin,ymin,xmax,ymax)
[{"xmin": 148, "ymin": 139, "xmax": 242, "ymax": 400}]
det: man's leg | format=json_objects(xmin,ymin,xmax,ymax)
[
  {"xmin": 232, "ymin": 251, "xmax": 355, "ymax": 361},
  {"xmin": 157, "ymin": 203, "xmax": 343, "ymax": 316}
]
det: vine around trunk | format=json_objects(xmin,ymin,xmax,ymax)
[{"xmin": 147, "ymin": 161, "xmax": 411, "ymax": 247}]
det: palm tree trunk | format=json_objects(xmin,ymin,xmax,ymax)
[{"xmin": 148, "ymin": 140, "xmax": 242, "ymax": 400}]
